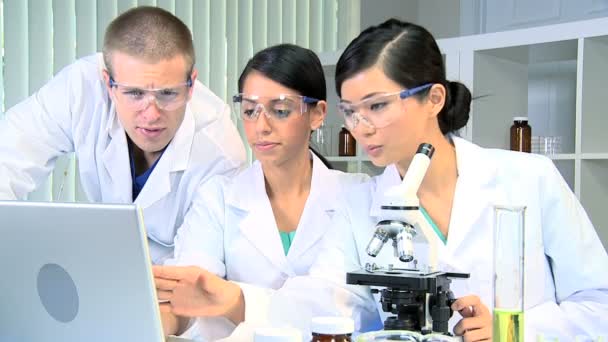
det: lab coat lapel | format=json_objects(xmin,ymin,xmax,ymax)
[
  {"xmin": 135, "ymin": 110, "xmax": 194, "ymax": 208},
  {"xmin": 101, "ymin": 106, "xmax": 132, "ymax": 202},
  {"xmin": 445, "ymin": 137, "xmax": 499, "ymax": 252},
  {"xmin": 286, "ymin": 154, "xmax": 335, "ymax": 262},
  {"xmin": 228, "ymin": 162, "xmax": 289, "ymax": 271}
]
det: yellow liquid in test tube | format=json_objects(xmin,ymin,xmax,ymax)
[{"xmin": 493, "ymin": 308, "xmax": 524, "ymax": 342}]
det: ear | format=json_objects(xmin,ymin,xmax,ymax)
[
  {"xmin": 309, "ymin": 100, "xmax": 327, "ymax": 130},
  {"xmin": 188, "ymin": 69, "xmax": 198, "ymax": 98},
  {"xmin": 102, "ymin": 69, "xmax": 112, "ymax": 93},
  {"xmin": 427, "ymin": 84, "xmax": 446, "ymax": 118}
]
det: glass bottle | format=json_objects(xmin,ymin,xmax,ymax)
[
  {"xmin": 311, "ymin": 317, "xmax": 354, "ymax": 342},
  {"xmin": 338, "ymin": 125, "xmax": 356, "ymax": 157},
  {"xmin": 510, "ymin": 117, "xmax": 531, "ymax": 153},
  {"xmin": 493, "ymin": 205, "xmax": 526, "ymax": 342}
]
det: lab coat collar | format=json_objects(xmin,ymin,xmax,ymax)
[
  {"xmin": 368, "ymin": 136, "xmax": 499, "ymax": 251},
  {"xmin": 135, "ymin": 109, "xmax": 195, "ymax": 208},
  {"xmin": 102, "ymin": 104, "xmax": 132, "ymax": 202},
  {"xmin": 287, "ymin": 153, "xmax": 339, "ymax": 263},
  {"xmin": 102, "ymin": 99, "xmax": 195, "ymax": 208},
  {"xmin": 226, "ymin": 152, "xmax": 336, "ymax": 273},
  {"xmin": 445, "ymin": 136, "xmax": 499, "ymax": 252}
]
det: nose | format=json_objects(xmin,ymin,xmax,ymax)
[
  {"xmin": 140, "ymin": 95, "xmax": 162, "ymax": 122},
  {"xmin": 254, "ymin": 105, "xmax": 272, "ymax": 134},
  {"xmin": 351, "ymin": 114, "xmax": 375, "ymax": 137}
]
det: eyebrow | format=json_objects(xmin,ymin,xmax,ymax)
[{"xmin": 340, "ymin": 92, "xmax": 387, "ymax": 103}]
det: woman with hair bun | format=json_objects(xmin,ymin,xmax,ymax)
[{"xmin": 329, "ymin": 18, "xmax": 608, "ymax": 341}]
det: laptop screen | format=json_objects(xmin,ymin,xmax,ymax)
[{"xmin": 0, "ymin": 201, "xmax": 164, "ymax": 342}]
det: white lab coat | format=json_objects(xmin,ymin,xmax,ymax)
[
  {"xmin": 0, "ymin": 54, "xmax": 246, "ymax": 263},
  {"xmin": 168, "ymin": 153, "xmax": 369, "ymax": 341},
  {"xmin": 233, "ymin": 137, "xmax": 608, "ymax": 341}
]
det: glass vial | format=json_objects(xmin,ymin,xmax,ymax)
[
  {"xmin": 510, "ymin": 117, "xmax": 531, "ymax": 153},
  {"xmin": 310, "ymin": 317, "xmax": 354, "ymax": 342},
  {"xmin": 493, "ymin": 205, "xmax": 526, "ymax": 342},
  {"xmin": 338, "ymin": 125, "xmax": 356, "ymax": 157}
]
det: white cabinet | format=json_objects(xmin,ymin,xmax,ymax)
[{"xmin": 319, "ymin": 17, "xmax": 608, "ymax": 249}]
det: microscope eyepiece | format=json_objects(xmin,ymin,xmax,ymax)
[{"xmin": 416, "ymin": 143, "xmax": 435, "ymax": 158}]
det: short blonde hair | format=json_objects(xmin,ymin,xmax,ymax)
[{"xmin": 102, "ymin": 6, "xmax": 195, "ymax": 76}]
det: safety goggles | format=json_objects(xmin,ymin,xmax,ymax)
[
  {"xmin": 109, "ymin": 76, "xmax": 193, "ymax": 112},
  {"xmin": 337, "ymin": 83, "xmax": 432, "ymax": 130},
  {"xmin": 232, "ymin": 93, "xmax": 319, "ymax": 122}
]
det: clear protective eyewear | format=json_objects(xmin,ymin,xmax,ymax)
[
  {"xmin": 232, "ymin": 93, "xmax": 319, "ymax": 122},
  {"xmin": 109, "ymin": 76, "xmax": 193, "ymax": 111},
  {"xmin": 337, "ymin": 83, "xmax": 433, "ymax": 130}
]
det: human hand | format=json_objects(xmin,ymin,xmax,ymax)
[
  {"xmin": 452, "ymin": 295, "xmax": 492, "ymax": 342},
  {"xmin": 153, "ymin": 265, "xmax": 245, "ymax": 324}
]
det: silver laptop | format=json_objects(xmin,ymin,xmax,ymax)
[{"xmin": 0, "ymin": 201, "xmax": 165, "ymax": 342}]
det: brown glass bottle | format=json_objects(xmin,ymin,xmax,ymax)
[
  {"xmin": 310, "ymin": 317, "xmax": 353, "ymax": 342},
  {"xmin": 510, "ymin": 116, "xmax": 531, "ymax": 153},
  {"xmin": 311, "ymin": 332, "xmax": 351, "ymax": 342},
  {"xmin": 338, "ymin": 126, "xmax": 356, "ymax": 157}
]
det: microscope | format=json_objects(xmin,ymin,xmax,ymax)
[{"xmin": 346, "ymin": 143, "xmax": 469, "ymax": 335}]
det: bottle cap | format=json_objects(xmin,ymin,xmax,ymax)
[
  {"xmin": 254, "ymin": 327, "xmax": 302, "ymax": 342},
  {"xmin": 311, "ymin": 317, "xmax": 354, "ymax": 335},
  {"xmin": 513, "ymin": 116, "xmax": 528, "ymax": 122}
]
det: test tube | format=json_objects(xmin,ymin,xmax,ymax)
[{"xmin": 493, "ymin": 205, "xmax": 526, "ymax": 342}]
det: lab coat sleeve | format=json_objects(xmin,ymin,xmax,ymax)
[
  {"xmin": 168, "ymin": 175, "xmax": 229, "ymax": 277},
  {"xmin": 0, "ymin": 64, "xmax": 77, "ymax": 200},
  {"xmin": 206, "ymin": 204, "xmax": 382, "ymax": 341},
  {"xmin": 166, "ymin": 175, "xmax": 238, "ymax": 341},
  {"xmin": 527, "ymin": 158, "xmax": 608, "ymax": 338}
]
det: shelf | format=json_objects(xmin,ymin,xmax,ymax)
[
  {"xmin": 552, "ymin": 159, "xmax": 575, "ymax": 193},
  {"xmin": 326, "ymin": 156, "xmax": 362, "ymax": 162},
  {"xmin": 581, "ymin": 153, "xmax": 608, "ymax": 160},
  {"xmin": 472, "ymin": 40, "xmax": 577, "ymax": 153},
  {"xmin": 361, "ymin": 161, "xmax": 385, "ymax": 177},
  {"xmin": 581, "ymin": 35, "xmax": 608, "ymax": 153},
  {"xmin": 547, "ymin": 153, "xmax": 576, "ymax": 160},
  {"xmin": 580, "ymin": 160, "xmax": 608, "ymax": 250}
]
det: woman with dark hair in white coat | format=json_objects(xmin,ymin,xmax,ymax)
[
  {"xmin": 153, "ymin": 20, "xmax": 608, "ymax": 342},
  {"xmin": 154, "ymin": 44, "xmax": 368, "ymax": 340}
]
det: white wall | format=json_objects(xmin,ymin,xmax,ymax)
[
  {"xmin": 417, "ymin": 0, "xmax": 461, "ymax": 39},
  {"xmin": 361, "ymin": 0, "xmax": 608, "ymax": 40},
  {"xmin": 360, "ymin": 0, "xmax": 461, "ymax": 39},
  {"xmin": 360, "ymin": 0, "xmax": 418, "ymax": 32}
]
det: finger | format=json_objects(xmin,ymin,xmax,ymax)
[
  {"xmin": 152, "ymin": 265, "xmax": 190, "ymax": 280},
  {"xmin": 157, "ymin": 290, "xmax": 173, "ymax": 301},
  {"xmin": 458, "ymin": 305, "xmax": 475, "ymax": 318},
  {"xmin": 452, "ymin": 295, "xmax": 480, "ymax": 311},
  {"xmin": 159, "ymin": 303, "xmax": 173, "ymax": 313},
  {"xmin": 155, "ymin": 277, "xmax": 179, "ymax": 291},
  {"xmin": 453, "ymin": 316, "xmax": 488, "ymax": 336},
  {"xmin": 463, "ymin": 327, "xmax": 492, "ymax": 342},
  {"xmin": 452, "ymin": 295, "xmax": 489, "ymax": 315}
]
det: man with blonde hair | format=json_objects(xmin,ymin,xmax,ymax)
[{"xmin": 0, "ymin": 6, "xmax": 246, "ymax": 264}]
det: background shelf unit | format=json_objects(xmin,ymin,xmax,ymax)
[{"xmin": 319, "ymin": 17, "xmax": 608, "ymax": 250}]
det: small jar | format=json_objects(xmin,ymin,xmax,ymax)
[
  {"xmin": 510, "ymin": 116, "xmax": 531, "ymax": 153},
  {"xmin": 310, "ymin": 317, "xmax": 354, "ymax": 342},
  {"xmin": 338, "ymin": 126, "xmax": 356, "ymax": 156}
]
